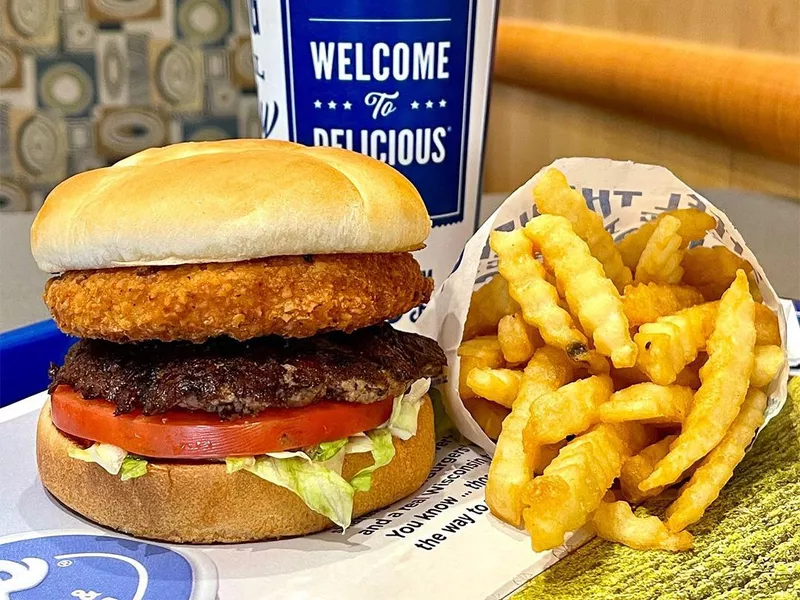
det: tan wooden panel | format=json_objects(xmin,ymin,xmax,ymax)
[
  {"xmin": 483, "ymin": 83, "xmax": 800, "ymax": 198},
  {"xmin": 499, "ymin": 0, "xmax": 800, "ymax": 54},
  {"xmin": 484, "ymin": 0, "xmax": 800, "ymax": 197}
]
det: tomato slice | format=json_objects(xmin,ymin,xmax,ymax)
[{"xmin": 50, "ymin": 385, "xmax": 393, "ymax": 460}]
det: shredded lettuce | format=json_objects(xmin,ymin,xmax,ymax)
[
  {"xmin": 310, "ymin": 439, "xmax": 348, "ymax": 462},
  {"xmin": 387, "ymin": 378, "xmax": 430, "ymax": 440},
  {"xmin": 429, "ymin": 386, "xmax": 456, "ymax": 441},
  {"xmin": 238, "ymin": 428, "xmax": 395, "ymax": 528},
  {"xmin": 225, "ymin": 377, "xmax": 429, "ymax": 529},
  {"xmin": 263, "ymin": 450, "xmax": 309, "ymax": 460},
  {"xmin": 245, "ymin": 455, "xmax": 355, "ymax": 530},
  {"xmin": 225, "ymin": 456, "xmax": 256, "ymax": 474},
  {"xmin": 160, "ymin": 379, "xmax": 431, "ymax": 531},
  {"xmin": 120, "ymin": 456, "xmax": 148, "ymax": 481},
  {"xmin": 345, "ymin": 433, "xmax": 374, "ymax": 454},
  {"xmin": 67, "ymin": 443, "xmax": 148, "ymax": 480},
  {"xmin": 319, "ymin": 449, "xmax": 345, "ymax": 475},
  {"xmin": 63, "ymin": 376, "xmax": 429, "ymax": 505},
  {"xmin": 349, "ymin": 429, "xmax": 395, "ymax": 492},
  {"xmin": 228, "ymin": 421, "xmax": 402, "ymax": 528},
  {"xmin": 306, "ymin": 439, "xmax": 348, "ymax": 474},
  {"xmin": 261, "ymin": 449, "xmax": 345, "ymax": 474},
  {"xmin": 68, "ymin": 443, "xmax": 127, "ymax": 475}
]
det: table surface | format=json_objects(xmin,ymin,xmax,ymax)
[{"xmin": 2, "ymin": 189, "xmax": 798, "ymax": 333}]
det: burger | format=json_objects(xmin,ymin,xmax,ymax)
[{"xmin": 31, "ymin": 139, "xmax": 446, "ymax": 543}]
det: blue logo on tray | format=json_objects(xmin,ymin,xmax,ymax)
[
  {"xmin": 260, "ymin": 0, "xmax": 478, "ymax": 226},
  {"xmin": 0, "ymin": 531, "xmax": 217, "ymax": 600}
]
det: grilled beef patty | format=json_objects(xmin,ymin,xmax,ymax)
[{"xmin": 50, "ymin": 324, "xmax": 446, "ymax": 418}]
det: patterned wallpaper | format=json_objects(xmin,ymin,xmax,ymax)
[{"xmin": 0, "ymin": 0, "xmax": 259, "ymax": 212}]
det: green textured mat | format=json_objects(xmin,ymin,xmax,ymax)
[{"xmin": 514, "ymin": 378, "xmax": 800, "ymax": 600}]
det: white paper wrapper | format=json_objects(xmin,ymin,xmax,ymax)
[{"xmin": 417, "ymin": 157, "xmax": 789, "ymax": 454}]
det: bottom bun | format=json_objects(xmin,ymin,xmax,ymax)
[{"xmin": 37, "ymin": 396, "xmax": 435, "ymax": 543}]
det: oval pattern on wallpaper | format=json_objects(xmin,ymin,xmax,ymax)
[
  {"xmin": 178, "ymin": 0, "xmax": 230, "ymax": 45},
  {"xmin": 8, "ymin": 0, "xmax": 53, "ymax": 37},
  {"xmin": 17, "ymin": 114, "xmax": 63, "ymax": 176},
  {"xmin": 97, "ymin": 108, "xmax": 167, "ymax": 158},
  {"xmin": 0, "ymin": 179, "xmax": 29, "ymax": 212},
  {"xmin": 189, "ymin": 125, "xmax": 229, "ymax": 141},
  {"xmin": 102, "ymin": 40, "xmax": 127, "ymax": 99},
  {"xmin": 39, "ymin": 63, "xmax": 93, "ymax": 115},
  {"xmin": 88, "ymin": 0, "xmax": 158, "ymax": 20},
  {"xmin": 0, "ymin": 43, "xmax": 20, "ymax": 87},
  {"xmin": 233, "ymin": 38, "xmax": 254, "ymax": 84},
  {"xmin": 156, "ymin": 44, "xmax": 200, "ymax": 105}
]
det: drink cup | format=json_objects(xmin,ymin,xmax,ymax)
[{"xmin": 248, "ymin": 0, "xmax": 499, "ymax": 327}]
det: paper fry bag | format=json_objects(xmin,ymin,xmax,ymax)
[{"xmin": 417, "ymin": 158, "xmax": 788, "ymax": 454}]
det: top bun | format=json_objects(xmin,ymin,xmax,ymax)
[{"xmin": 31, "ymin": 140, "xmax": 431, "ymax": 273}]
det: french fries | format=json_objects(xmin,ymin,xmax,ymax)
[
  {"xmin": 593, "ymin": 499, "xmax": 693, "ymax": 552},
  {"xmin": 635, "ymin": 300, "xmax": 781, "ymax": 386},
  {"xmin": 619, "ymin": 435, "xmax": 677, "ymax": 504},
  {"xmin": 462, "ymin": 397, "xmax": 509, "ymax": 440},
  {"xmin": 599, "ymin": 383, "xmax": 693, "ymax": 425},
  {"xmin": 490, "ymin": 229, "xmax": 606, "ymax": 372},
  {"xmin": 632, "ymin": 346, "xmax": 779, "ymax": 391},
  {"xmin": 458, "ymin": 337, "xmax": 504, "ymax": 400},
  {"xmin": 533, "ymin": 168, "xmax": 632, "ymax": 292},
  {"xmin": 466, "ymin": 368, "xmax": 522, "ymax": 408},
  {"xmin": 634, "ymin": 215, "xmax": 685, "ymax": 284},
  {"xmin": 525, "ymin": 215, "xmax": 637, "ymax": 368},
  {"xmin": 521, "ymin": 422, "xmax": 650, "ymax": 551},
  {"xmin": 611, "ymin": 364, "xmax": 701, "ymax": 390},
  {"xmin": 622, "ymin": 282, "xmax": 704, "ymax": 327},
  {"xmin": 640, "ymin": 271, "xmax": 756, "ymax": 492},
  {"xmin": 534, "ymin": 441, "xmax": 566, "ymax": 475},
  {"xmin": 617, "ymin": 208, "xmax": 716, "ymax": 271},
  {"xmin": 524, "ymin": 375, "xmax": 613, "ymax": 446},
  {"xmin": 681, "ymin": 246, "xmax": 754, "ymax": 301},
  {"xmin": 486, "ymin": 347, "xmax": 575, "ymax": 526},
  {"xmin": 460, "ymin": 168, "xmax": 782, "ymax": 553},
  {"xmin": 754, "ymin": 302, "xmax": 781, "ymax": 346},
  {"xmin": 750, "ymin": 345, "xmax": 785, "ymax": 389},
  {"xmin": 673, "ymin": 360, "xmax": 702, "ymax": 389},
  {"xmin": 747, "ymin": 270, "xmax": 764, "ymax": 302},
  {"xmin": 498, "ymin": 313, "xmax": 542, "ymax": 364},
  {"xmin": 666, "ymin": 388, "xmax": 767, "ymax": 532},
  {"xmin": 634, "ymin": 302, "xmax": 717, "ymax": 385},
  {"xmin": 463, "ymin": 275, "xmax": 520, "ymax": 340}
]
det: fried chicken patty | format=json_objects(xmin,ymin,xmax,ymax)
[
  {"xmin": 44, "ymin": 253, "xmax": 432, "ymax": 342},
  {"xmin": 49, "ymin": 324, "xmax": 446, "ymax": 418}
]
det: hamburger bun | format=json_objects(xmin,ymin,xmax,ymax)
[
  {"xmin": 31, "ymin": 140, "xmax": 431, "ymax": 273},
  {"xmin": 37, "ymin": 395, "xmax": 435, "ymax": 543}
]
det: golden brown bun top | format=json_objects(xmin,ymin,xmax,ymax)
[{"xmin": 31, "ymin": 140, "xmax": 431, "ymax": 273}]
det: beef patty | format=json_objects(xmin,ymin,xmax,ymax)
[{"xmin": 49, "ymin": 324, "xmax": 446, "ymax": 418}]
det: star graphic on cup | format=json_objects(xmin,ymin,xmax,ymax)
[
  {"xmin": 410, "ymin": 101, "xmax": 420, "ymax": 109},
  {"xmin": 343, "ymin": 101, "xmax": 352, "ymax": 110},
  {"xmin": 328, "ymin": 100, "xmax": 337, "ymax": 109},
  {"xmin": 313, "ymin": 99, "xmax": 322, "ymax": 109},
  {"xmin": 425, "ymin": 100, "xmax": 434, "ymax": 109},
  {"xmin": 439, "ymin": 99, "xmax": 447, "ymax": 108}
]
